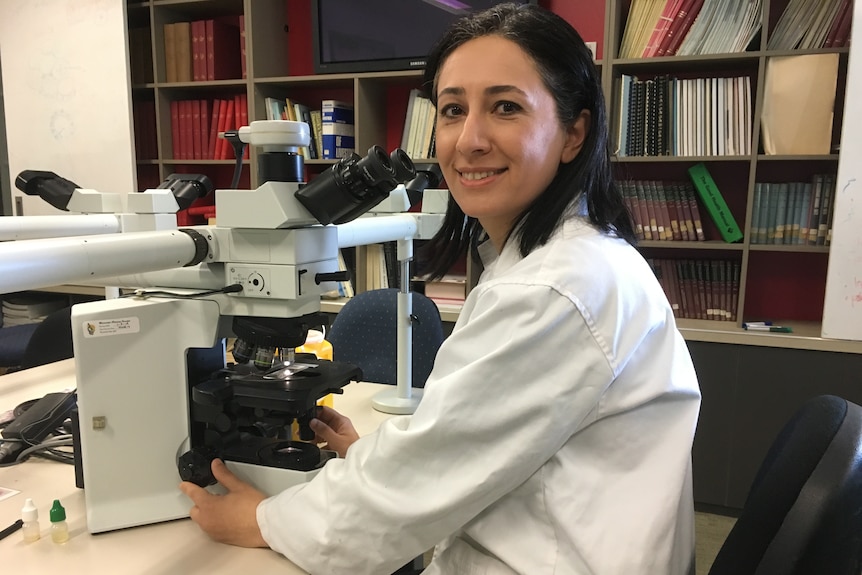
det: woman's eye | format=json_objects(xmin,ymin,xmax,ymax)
[
  {"xmin": 440, "ymin": 104, "xmax": 463, "ymax": 118},
  {"xmin": 496, "ymin": 101, "xmax": 521, "ymax": 115}
]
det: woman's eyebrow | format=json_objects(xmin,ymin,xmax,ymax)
[{"xmin": 437, "ymin": 85, "xmax": 527, "ymax": 98}]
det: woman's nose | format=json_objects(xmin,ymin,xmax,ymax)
[{"xmin": 455, "ymin": 113, "xmax": 491, "ymax": 155}]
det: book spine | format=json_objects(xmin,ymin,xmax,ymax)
[
  {"xmin": 174, "ymin": 22, "xmax": 193, "ymax": 83},
  {"xmin": 665, "ymin": 0, "xmax": 706, "ymax": 56},
  {"xmin": 656, "ymin": 0, "xmax": 697, "ymax": 56},
  {"xmin": 683, "ymin": 182, "xmax": 706, "ymax": 241},
  {"xmin": 192, "ymin": 99, "xmax": 202, "ymax": 160},
  {"xmin": 164, "ymin": 23, "xmax": 178, "ymax": 83},
  {"xmin": 662, "ymin": 182, "xmax": 682, "ymax": 240},
  {"xmin": 321, "ymin": 100, "xmax": 355, "ymax": 159},
  {"xmin": 239, "ymin": 15, "xmax": 247, "ymax": 79},
  {"xmin": 750, "ymin": 182, "xmax": 763, "ymax": 244},
  {"xmin": 772, "ymin": 183, "xmax": 788, "ymax": 244},
  {"xmin": 687, "ymin": 162, "xmax": 743, "ymax": 242},
  {"xmin": 191, "ymin": 20, "xmax": 205, "ymax": 82}
]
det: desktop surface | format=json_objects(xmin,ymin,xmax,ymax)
[{"xmin": 0, "ymin": 359, "xmax": 391, "ymax": 574}]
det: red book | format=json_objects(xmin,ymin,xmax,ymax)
[
  {"xmin": 192, "ymin": 99, "xmax": 202, "ymax": 160},
  {"xmin": 200, "ymin": 100, "xmax": 210, "ymax": 160},
  {"xmin": 657, "ymin": 0, "xmax": 703, "ymax": 56},
  {"xmin": 643, "ymin": 0, "xmax": 685, "ymax": 57},
  {"xmin": 208, "ymin": 99, "xmax": 222, "ymax": 160},
  {"xmin": 661, "ymin": 259, "xmax": 682, "ymax": 316},
  {"xmin": 181, "ymin": 100, "xmax": 193, "ymax": 160},
  {"xmin": 216, "ymin": 99, "xmax": 234, "ymax": 160},
  {"xmin": 222, "ymin": 94, "xmax": 241, "ymax": 160},
  {"xmin": 651, "ymin": 181, "xmax": 672, "ymax": 240},
  {"xmin": 191, "ymin": 20, "xmax": 205, "ymax": 81},
  {"xmin": 206, "ymin": 19, "xmax": 241, "ymax": 81},
  {"xmin": 833, "ymin": 1, "xmax": 854, "ymax": 48},
  {"xmin": 239, "ymin": 15, "xmax": 247, "ymax": 79},
  {"xmin": 673, "ymin": 183, "xmax": 694, "ymax": 241},
  {"xmin": 824, "ymin": 0, "xmax": 850, "ymax": 47},
  {"xmin": 240, "ymin": 93, "xmax": 249, "ymax": 159},
  {"xmin": 170, "ymin": 100, "xmax": 180, "ymax": 159},
  {"xmin": 635, "ymin": 182, "xmax": 654, "ymax": 240}
]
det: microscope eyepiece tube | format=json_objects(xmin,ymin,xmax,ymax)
[
  {"xmin": 0, "ymin": 230, "xmax": 206, "ymax": 295},
  {"xmin": 258, "ymin": 152, "xmax": 304, "ymax": 183},
  {"xmin": 295, "ymin": 146, "xmax": 416, "ymax": 226}
]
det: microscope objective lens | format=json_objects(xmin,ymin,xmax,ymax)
[
  {"xmin": 254, "ymin": 347, "xmax": 276, "ymax": 370},
  {"xmin": 232, "ymin": 339, "xmax": 254, "ymax": 364}
]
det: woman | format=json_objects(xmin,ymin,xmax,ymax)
[{"xmin": 181, "ymin": 4, "xmax": 701, "ymax": 574}]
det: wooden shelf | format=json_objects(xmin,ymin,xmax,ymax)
[{"xmin": 677, "ymin": 319, "xmax": 862, "ymax": 354}]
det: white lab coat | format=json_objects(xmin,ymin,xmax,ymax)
[{"xmin": 258, "ymin": 216, "xmax": 701, "ymax": 575}]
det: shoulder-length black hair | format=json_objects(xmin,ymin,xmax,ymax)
[{"xmin": 418, "ymin": 3, "xmax": 635, "ymax": 280}]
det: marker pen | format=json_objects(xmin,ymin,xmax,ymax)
[
  {"xmin": 742, "ymin": 321, "xmax": 773, "ymax": 328},
  {"xmin": 745, "ymin": 325, "xmax": 792, "ymax": 333}
]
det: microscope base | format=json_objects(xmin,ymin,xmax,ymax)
[
  {"xmin": 372, "ymin": 387, "xmax": 423, "ymax": 415},
  {"xmin": 220, "ymin": 459, "xmax": 325, "ymax": 496}
]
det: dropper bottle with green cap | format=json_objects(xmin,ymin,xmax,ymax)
[{"xmin": 50, "ymin": 499, "xmax": 68, "ymax": 543}]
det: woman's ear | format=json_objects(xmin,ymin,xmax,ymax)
[{"xmin": 561, "ymin": 109, "xmax": 591, "ymax": 164}]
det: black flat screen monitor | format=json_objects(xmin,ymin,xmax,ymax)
[{"xmin": 312, "ymin": 0, "xmax": 537, "ymax": 75}]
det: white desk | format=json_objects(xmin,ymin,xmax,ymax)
[{"xmin": 0, "ymin": 359, "xmax": 392, "ymax": 574}]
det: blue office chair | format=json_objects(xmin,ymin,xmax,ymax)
[
  {"xmin": 328, "ymin": 289, "xmax": 444, "ymax": 387},
  {"xmin": 19, "ymin": 306, "xmax": 74, "ymax": 369},
  {"xmin": 709, "ymin": 394, "xmax": 862, "ymax": 575},
  {"xmin": 0, "ymin": 323, "xmax": 40, "ymax": 369},
  {"xmin": 0, "ymin": 306, "xmax": 73, "ymax": 371}
]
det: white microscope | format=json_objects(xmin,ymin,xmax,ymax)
[{"xmin": 0, "ymin": 120, "xmax": 444, "ymax": 534}]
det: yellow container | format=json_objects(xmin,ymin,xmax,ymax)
[
  {"xmin": 295, "ymin": 329, "xmax": 334, "ymax": 409},
  {"xmin": 295, "ymin": 329, "xmax": 333, "ymax": 361}
]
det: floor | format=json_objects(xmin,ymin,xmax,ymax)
[{"xmin": 695, "ymin": 511, "xmax": 738, "ymax": 574}]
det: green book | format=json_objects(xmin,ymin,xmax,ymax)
[{"xmin": 687, "ymin": 163, "xmax": 744, "ymax": 243}]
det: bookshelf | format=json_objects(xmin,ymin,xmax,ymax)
[
  {"xmin": 124, "ymin": 0, "xmax": 858, "ymax": 347},
  {"xmin": 603, "ymin": 0, "xmax": 856, "ymax": 343},
  {"xmin": 601, "ymin": 0, "xmax": 862, "ymax": 511}
]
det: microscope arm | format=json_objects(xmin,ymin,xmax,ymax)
[
  {"xmin": 0, "ymin": 229, "xmax": 207, "ymax": 294},
  {"xmin": 335, "ymin": 215, "xmax": 418, "ymax": 248},
  {"xmin": 0, "ymin": 214, "xmax": 122, "ymax": 241}
]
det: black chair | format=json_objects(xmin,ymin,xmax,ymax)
[
  {"xmin": 0, "ymin": 323, "xmax": 40, "ymax": 369},
  {"xmin": 19, "ymin": 306, "xmax": 74, "ymax": 370},
  {"xmin": 709, "ymin": 395, "xmax": 862, "ymax": 575},
  {"xmin": 328, "ymin": 289, "xmax": 444, "ymax": 388}
]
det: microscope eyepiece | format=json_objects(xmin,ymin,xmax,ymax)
[
  {"xmin": 15, "ymin": 170, "xmax": 81, "ymax": 211},
  {"xmin": 389, "ymin": 149, "xmax": 416, "ymax": 182},
  {"xmin": 295, "ymin": 146, "xmax": 417, "ymax": 225}
]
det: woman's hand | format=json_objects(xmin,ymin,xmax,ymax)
[
  {"xmin": 310, "ymin": 405, "xmax": 360, "ymax": 457},
  {"xmin": 179, "ymin": 458, "xmax": 268, "ymax": 548}
]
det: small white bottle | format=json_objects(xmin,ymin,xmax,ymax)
[
  {"xmin": 49, "ymin": 499, "xmax": 68, "ymax": 544},
  {"xmin": 21, "ymin": 498, "xmax": 40, "ymax": 542}
]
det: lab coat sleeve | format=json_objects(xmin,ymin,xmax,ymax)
[{"xmin": 257, "ymin": 281, "xmax": 616, "ymax": 574}]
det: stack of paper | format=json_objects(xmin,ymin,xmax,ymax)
[{"xmin": 1, "ymin": 292, "xmax": 67, "ymax": 327}]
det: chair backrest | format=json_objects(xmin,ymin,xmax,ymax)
[
  {"xmin": 708, "ymin": 394, "xmax": 862, "ymax": 575},
  {"xmin": 327, "ymin": 289, "xmax": 444, "ymax": 387},
  {"xmin": 0, "ymin": 323, "xmax": 40, "ymax": 368},
  {"xmin": 20, "ymin": 306, "xmax": 74, "ymax": 369}
]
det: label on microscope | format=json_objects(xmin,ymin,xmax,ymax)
[{"xmin": 80, "ymin": 317, "xmax": 141, "ymax": 338}]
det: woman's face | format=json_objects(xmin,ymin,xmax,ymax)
[{"xmin": 434, "ymin": 35, "xmax": 587, "ymax": 248}]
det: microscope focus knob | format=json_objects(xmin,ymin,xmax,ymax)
[
  {"xmin": 315, "ymin": 271, "xmax": 350, "ymax": 284},
  {"xmin": 178, "ymin": 447, "xmax": 220, "ymax": 487}
]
